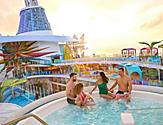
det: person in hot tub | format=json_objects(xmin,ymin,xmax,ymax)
[
  {"xmin": 109, "ymin": 68, "xmax": 132, "ymax": 101},
  {"xmin": 90, "ymin": 72, "xmax": 115, "ymax": 99},
  {"xmin": 66, "ymin": 73, "xmax": 78, "ymax": 105},
  {"xmin": 74, "ymin": 83, "xmax": 95, "ymax": 107}
]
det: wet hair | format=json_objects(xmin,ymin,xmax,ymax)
[
  {"xmin": 70, "ymin": 73, "xmax": 77, "ymax": 78},
  {"xmin": 118, "ymin": 67, "xmax": 124, "ymax": 72},
  {"xmin": 100, "ymin": 72, "xmax": 109, "ymax": 83},
  {"xmin": 74, "ymin": 83, "xmax": 83, "ymax": 95}
]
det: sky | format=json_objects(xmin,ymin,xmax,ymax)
[{"xmin": 0, "ymin": 0, "xmax": 163, "ymax": 56}]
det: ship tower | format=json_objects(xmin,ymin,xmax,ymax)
[{"xmin": 17, "ymin": 0, "xmax": 52, "ymax": 35}]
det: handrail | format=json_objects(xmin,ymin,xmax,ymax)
[{"xmin": 4, "ymin": 114, "xmax": 48, "ymax": 125}]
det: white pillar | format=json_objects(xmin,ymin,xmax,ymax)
[
  {"xmin": 30, "ymin": 84, "xmax": 32, "ymax": 93},
  {"xmin": 158, "ymin": 69, "xmax": 160, "ymax": 82},
  {"xmin": 39, "ymin": 87, "xmax": 42, "ymax": 97},
  {"xmin": 43, "ymin": 88, "xmax": 46, "ymax": 96},
  {"xmin": 35, "ymin": 86, "xmax": 38, "ymax": 93},
  {"xmin": 28, "ymin": 85, "xmax": 30, "ymax": 98},
  {"xmin": 33, "ymin": 85, "xmax": 35, "ymax": 94}
]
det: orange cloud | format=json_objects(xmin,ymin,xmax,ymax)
[{"xmin": 141, "ymin": 13, "xmax": 163, "ymax": 29}]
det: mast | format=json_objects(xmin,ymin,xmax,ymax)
[{"xmin": 24, "ymin": 0, "xmax": 38, "ymax": 7}]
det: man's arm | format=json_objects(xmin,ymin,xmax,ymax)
[
  {"xmin": 109, "ymin": 79, "xmax": 118, "ymax": 91},
  {"xmin": 128, "ymin": 78, "xmax": 132, "ymax": 94},
  {"xmin": 75, "ymin": 100, "xmax": 82, "ymax": 106}
]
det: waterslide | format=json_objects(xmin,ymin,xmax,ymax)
[{"xmin": 0, "ymin": 78, "xmax": 27, "ymax": 102}]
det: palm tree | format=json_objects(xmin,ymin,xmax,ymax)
[
  {"xmin": 158, "ymin": 44, "xmax": 163, "ymax": 48},
  {"xmin": 139, "ymin": 40, "xmax": 163, "ymax": 56},
  {"xmin": 0, "ymin": 41, "xmax": 56, "ymax": 74}
]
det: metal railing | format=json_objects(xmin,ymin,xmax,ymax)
[
  {"xmin": 4, "ymin": 114, "xmax": 48, "ymax": 125},
  {"xmin": 51, "ymin": 56, "xmax": 161, "ymax": 65},
  {"xmin": 25, "ymin": 56, "xmax": 162, "ymax": 66}
]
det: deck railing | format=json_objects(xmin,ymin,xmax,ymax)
[
  {"xmin": 24, "ymin": 56, "xmax": 162, "ymax": 66},
  {"xmin": 4, "ymin": 113, "xmax": 48, "ymax": 125},
  {"xmin": 54, "ymin": 56, "xmax": 161, "ymax": 65}
]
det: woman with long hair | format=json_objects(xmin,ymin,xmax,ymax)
[{"xmin": 90, "ymin": 72, "xmax": 115, "ymax": 99}]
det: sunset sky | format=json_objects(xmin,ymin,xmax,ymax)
[{"xmin": 0, "ymin": 0, "xmax": 163, "ymax": 56}]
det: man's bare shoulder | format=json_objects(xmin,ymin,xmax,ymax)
[
  {"xmin": 127, "ymin": 75, "xmax": 131, "ymax": 78},
  {"xmin": 116, "ymin": 76, "xmax": 121, "ymax": 80},
  {"xmin": 125, "ymin": 75, "xmax": 131, "ymax": 81},
  {"xmin": 66, "ymin": 81, "xmax": 71, "ymax": 86}
]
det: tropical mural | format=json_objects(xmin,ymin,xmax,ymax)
[
  {"xmin": 0, "ymin": 41, "xmax": 56, "ymax": 101},
  {"xmin": 0, "ymin": 41, "xmax": 55, "ymax": 76}
]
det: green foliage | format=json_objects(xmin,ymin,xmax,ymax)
[
  {"xmin": 0, "ymin": 78, "xmax": 27, "ymax": 102},
  {"xmin": 0, "ymin": 87, "xmax": 2, "ymax": 102},
  {"xmin": 148, "ymin": 69, "xmax": 158, "ymax": 77},
  {"xmin": 142, "ymin": 68, "xmax": 158, "ymax": 78},
  {"xmin": 139, "ymin": 41, "xmax": 162, "ymax": 56}
]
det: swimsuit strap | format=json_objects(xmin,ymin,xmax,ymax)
[{"xmin": 80, "ymin": 91, "xmax": 87, "ymax": 105}]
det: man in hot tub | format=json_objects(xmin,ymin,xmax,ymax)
[
  {"xmin": 109, "ymin": 67, "xmax": 132, "ymax": 101},
  {"xmin": 66, "ymin": 73, "xmax": 78, "ymax": 105}
]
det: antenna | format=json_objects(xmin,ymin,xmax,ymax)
[{"xmin": 24, "ymin": 0, "xmax": 38, "ymax": 7}]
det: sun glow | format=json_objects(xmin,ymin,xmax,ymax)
[
  {"xmin": 48, "ymin": 1, "xmax": 141, "ymax": 55},
  {"xmin": 0, "ymin": 0, "xmax": 163, "ymax": 55}
]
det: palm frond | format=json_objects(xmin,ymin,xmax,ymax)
[
  {"xmin": 27, "ymin": 51, "xmax": 55, "ymax": 57},
  {"xmin": 0, "ymin": 65, "xmax": 5, "ymax": 73},
  {"xmin": 0, "ymin": 41, "xmax": 53, "ymax": 74},
  {"xmin": 0, "ymin": 59, "xmax": 4, "ymax": 64},
  {"xmin": 158, "ymin": 44, "xmax": 163, "ymax": 48},
  {"xmin": 151, "ymin": 41, "xmax": 161, "ymax": 46},
  {"xmin": 0, "ymin": 53, "xmax": 6, "ymax": 57},
  {"xmin": 22, "ymin": 47, "xmax": 49, "ymax": 54},
  {"xmin": 139, "ymin": 42, "xmax": 150, "ymax": 47},
  {"xmin": 26, "ymin": 41, "xmax": 37, "ymax": 48},
  {"xmin": 24, "ymin": 46, "xmax": 39, "ymax": 52}
]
